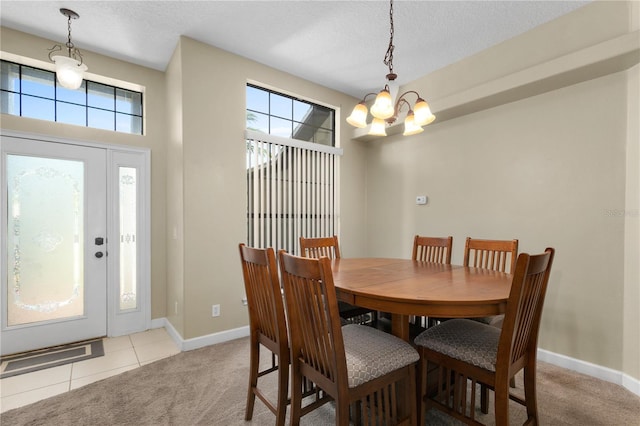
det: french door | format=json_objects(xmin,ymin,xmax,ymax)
[{"xmin": 1, "ymin": 133, "xmax": 150, "ymax": 356}]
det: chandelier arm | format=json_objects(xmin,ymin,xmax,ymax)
[{"xmin": 47, "ymin": 44, "xmax": 62, "ymax": 62}]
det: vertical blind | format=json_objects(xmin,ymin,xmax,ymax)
[{"xmin": 245, "ymin": 130, "xmax": 343, "ymax": 255}]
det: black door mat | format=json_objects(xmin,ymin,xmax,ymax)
[{"xmin": 1, "ymin": 339, "xmax": 104, "ymax": 379}]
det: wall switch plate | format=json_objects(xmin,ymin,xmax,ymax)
[
  {"xmin": 212, "ymin": 304, "xmax": 221, "ymax": 317},
  {"xmin": 416, "ymin": 195, "xmax": 428, "ymax": 205}
]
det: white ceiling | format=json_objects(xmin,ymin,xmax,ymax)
[{"xmin": 0, "ymin": 1, "xmax": 590, "ymax": 98}]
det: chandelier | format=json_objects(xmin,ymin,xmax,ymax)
[
  {"xmin": 346, "ymin": 0, "xmax": 435, "ymax": 137},
  {"xmin": 48, "ymin": 8, "xmax": 87, "ymax": 90}
]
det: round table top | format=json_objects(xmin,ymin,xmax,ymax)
[{"xmin": 330, "ymin": 257, "xmax": 512, "ymax": 319}]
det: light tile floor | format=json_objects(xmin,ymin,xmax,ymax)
[{"xmin": 0, "ymin": 328, "xmax": 180, "ymax": 413}]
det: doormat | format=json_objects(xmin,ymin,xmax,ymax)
[{"xmin": 0, "ymin": 339, "xmax": 104, "ymax": 379}]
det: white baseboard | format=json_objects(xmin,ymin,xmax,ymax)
[
  {"xmin": 150, "ymin": 318, "xmax": 640, "ymax": 398},
  {"xmin": 537, "ymin": 348, "xmax": 640, "ymax": 397},
  {"xmin": 151, "ymin": 318, "xmax": 249, "ymax": 351}
]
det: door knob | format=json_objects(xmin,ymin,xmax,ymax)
[{"xmin": 95, "ymin": 252, "xmax": 104, "ymax": 258}]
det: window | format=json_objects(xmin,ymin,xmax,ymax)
[
  {"xmin": 0, "ymin": 60, "xmax": 143, "ymax": 135},
  {"xmin": 246, "ymin": 84, "xmax": 341, "ymax": 255},
  {"xmin": 246, "ymin": 84, "xmax": 334, "ymax": 146}
]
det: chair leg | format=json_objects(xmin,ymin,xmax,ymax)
[
  {"xmin": 523, "ymin": 365, "xmax": 539, "ymax": 422},
  {"xmin": 480, "ymin": 383, "xmax": 489, "ymax": 414},
  {"xmin": 494, "ymin": 383, "xmax": 510, "ymax": 426},
  {"xmin": 289, "ymin": 363, "xmax": 304, "ymax": 426},
  {"xmin": 336, "ymin": 400, "xmax": 351, "ymax": 426},
  {"xmin": 245, "ymin": 340, "xmax": 259, "ymax": 420},
  {"xmin": 275, "ymin": 354, "xmax": 289, "ymax": 426}
]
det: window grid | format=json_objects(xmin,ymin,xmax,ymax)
[
  {"xmin": 246, "ymin": 83, "xmax": 334, "ymax": 146},
  {"xmin": 0, "ymin": 60, "xmax": 143, "ymax": 135}
]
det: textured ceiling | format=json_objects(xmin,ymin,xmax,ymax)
[{"xmin": 0, "ymin": 1, "xmax": 590, "ymax": 98}]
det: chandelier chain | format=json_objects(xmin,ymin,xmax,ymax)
[
  {"xmin": 383, "ymin": 0, "xmax": 395, "ymax": 77},
  {"xmin": 66, "ymin": 14, "xmax": 75, "ymax": 53}
]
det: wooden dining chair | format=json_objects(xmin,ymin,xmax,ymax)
[
  {"xmin": 412, "ymin": 235, "xmax": 453, "ymax": 264},
  {"xmin": 299, "ymin": 235, "xmax": 376, "ymax": 325},
  {"xmin": 464, "ymin": 237, "xmax": 519, "ymax": 275},
  {"xmin": 279, "ymin": 250, "xmax": 420, "ymax": 426},
  {"xmin": 238, "ymin": 244, "xmax": 290, "ymax": 425},
  {"xmin": 414, "ymin": 248, "xmax": 555, "ymax": 426},
  {"xmin": 411, "ymin": 235, "xmax": 453, "ymax": 329}
]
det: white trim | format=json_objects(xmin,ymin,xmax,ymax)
[
  {"xmin": 245, "ymin": 130, "xmax": 343, "ymax": 156},
  {"xmin": 0, "ymin": 129, "xmax": 149, "ymax": 154},
  {"xmin": 153, "ymin": 318, "xmax": 249, "ymax": 352},
  {"xmin": 538, "ymin": 348, "xmax": 640, "ymax": 397}
]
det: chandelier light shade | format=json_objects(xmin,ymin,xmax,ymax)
[
  {"xmin": 347, "ymin": 0, "xmax": 436, "ymax": 137},
  {"xmin": 48, "ymin": 8, "xmax": 87, "ymax": 90}
]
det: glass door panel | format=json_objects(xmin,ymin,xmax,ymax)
[{"xmin": 1, "ymin": 136, "xmax": 107, "ymax": 355}]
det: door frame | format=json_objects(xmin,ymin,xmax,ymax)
[{"xmin": 1, "ymin": 129, "xmax": 151, "ymax": 344}]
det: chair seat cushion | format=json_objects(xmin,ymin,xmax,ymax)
[
  {"xmin": 342, "ymin": 324, "xmax": 419, "ymax": 388},
  {"xmin": 414, "ymin": 319, "xmax": 500, "ymax": 372}
]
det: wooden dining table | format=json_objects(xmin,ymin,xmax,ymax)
[{"xmin": 331, "ymin": 258, "xmax": 512, "ymax": 341}]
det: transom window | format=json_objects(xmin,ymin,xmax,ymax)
[
  {"xmin": 246, "ymin": 83, "xmax": 334, "ymax": 146},
  {"xmin": 0, "ymin": 60, "xmax": 143, "ymax": 135}
]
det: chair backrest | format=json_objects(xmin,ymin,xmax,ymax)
[
  {"xmin": 412, "ymin": 235, "xmax": 453, "ymax": 264},
  {"xmin": 497, "ymin": 248, "xmax": 555, "ymax": 374},
  {"xmin": 278, "ymin": 250, "xmax": 347, "ymax": 393},
  {"xmin": 463, "ymin": 237, "xmax": 519, "ymax": 273},
  {"xmin": 299, "ymin": 235, "xmax": 341, "ymax": 259},
  {"xmin": 239, "ymin": 244, "xmax": 288, "ymax": 352}
]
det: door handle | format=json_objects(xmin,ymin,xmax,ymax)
[{"xmin": 95, "ymin": 252, "xmax": 104, "ymax": 258}]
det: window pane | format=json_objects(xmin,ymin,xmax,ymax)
[
  {"xmin": 0, "ymin": 91, "xmax": 20, "ymax": 115},
  {"xmin": 57, "ymin": 83, "xmax": 86, "ymax": 105},
  {"xmin": 247, "ymin": 85, "xmax": 268, "ymax": 114},
  {"xmin": 116, "ymin": 89, "xmax": 142, "ymax": 115},
  {"xmin": 315, "ymin": 128, "xmax": 333, "ymax": 146},
  {"xmin": 88, "ymin": 107, "xmax": 114, "ymax": 130},
  {"xmin": 1, "ymin": 61, "xmax": 20, "ymax": 92},
  {"xmin": 293, "ymin": 100, "xmax": 312, "ymax": 122},
  {"xmin": 270, "ymin": 93, "xmax": 292, "ymax": 119},
  {"xmin": 22, "ymin": 95, "xmax": 55, "ymax": 121},
  {"xmin": 119, "ymin": 167, "xmax": 138, "ymax": 311},
  {"xmin": 57, "ymin": 102, "xmax": 86, "ymax": 126},
  {"xmin": 247, "ymin": 111, "xmax": 268, "ymax": 134},
  {"xmin": 87, "ymin": 82, "xmax": 114, "ymax": 109},
  {"xmin": 22, "ymin": 66, "xmax": 55, "ymax": 98},
  {"xmin": 6, "ymin": 155, "xmax": 85, "ymax": 325},
  {"xmin": 270, "ymin": 116, "xmax": 292, "ymax": 138},
  {"xmin": 116, "ymin": 113, "xmax": 142, "ymax": 134}
]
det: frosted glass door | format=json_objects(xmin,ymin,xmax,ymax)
[{"xmin": 1, "ymin": 136, "xmax": 107, "ymax": 355}]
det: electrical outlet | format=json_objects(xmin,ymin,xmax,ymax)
[{"xmin": 212, "ymin": 304, "xmax": 221, "ymax": 317}]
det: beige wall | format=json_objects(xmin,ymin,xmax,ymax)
[
  {"xmin": 0, "ymin": 27, "xmax": 169, "ymax": 321},
  {"xmin": 360, "ymin": 1, "xmax": 639, "ymax": 379},
  {"xmin": 167, "ymin": 37, "xmax": 366, "ymax": 339}
]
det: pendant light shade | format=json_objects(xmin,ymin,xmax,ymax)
[
  {"xmin": 346, "ymin": 102, "xmax": 369, "ymax": 128},
  {"xmin": 403, "ymin": 111, "xmax": 424, "ymax": 136},
  {"xmin": 370, "ymin": 88, "xmax": 395, "ymax": 119},
  {"xmin": 51, "ymin": 55, "xmax": 87, "ymax": 90},
  {"xmin": 413, "ymin": 98, "xmax": 436, "ymax": 126},
  {"xmin": 369, "ymin": 118, "xmax": 388, "ymax": 136}
]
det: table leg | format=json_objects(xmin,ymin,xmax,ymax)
[{"xmin": 391, "ymin": 313, "xmax": 410, "ymax": 341}]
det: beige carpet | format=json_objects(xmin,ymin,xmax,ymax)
[{"xmin": 1, "ymin": 336, "xmax": 638, "ymax": 425}]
